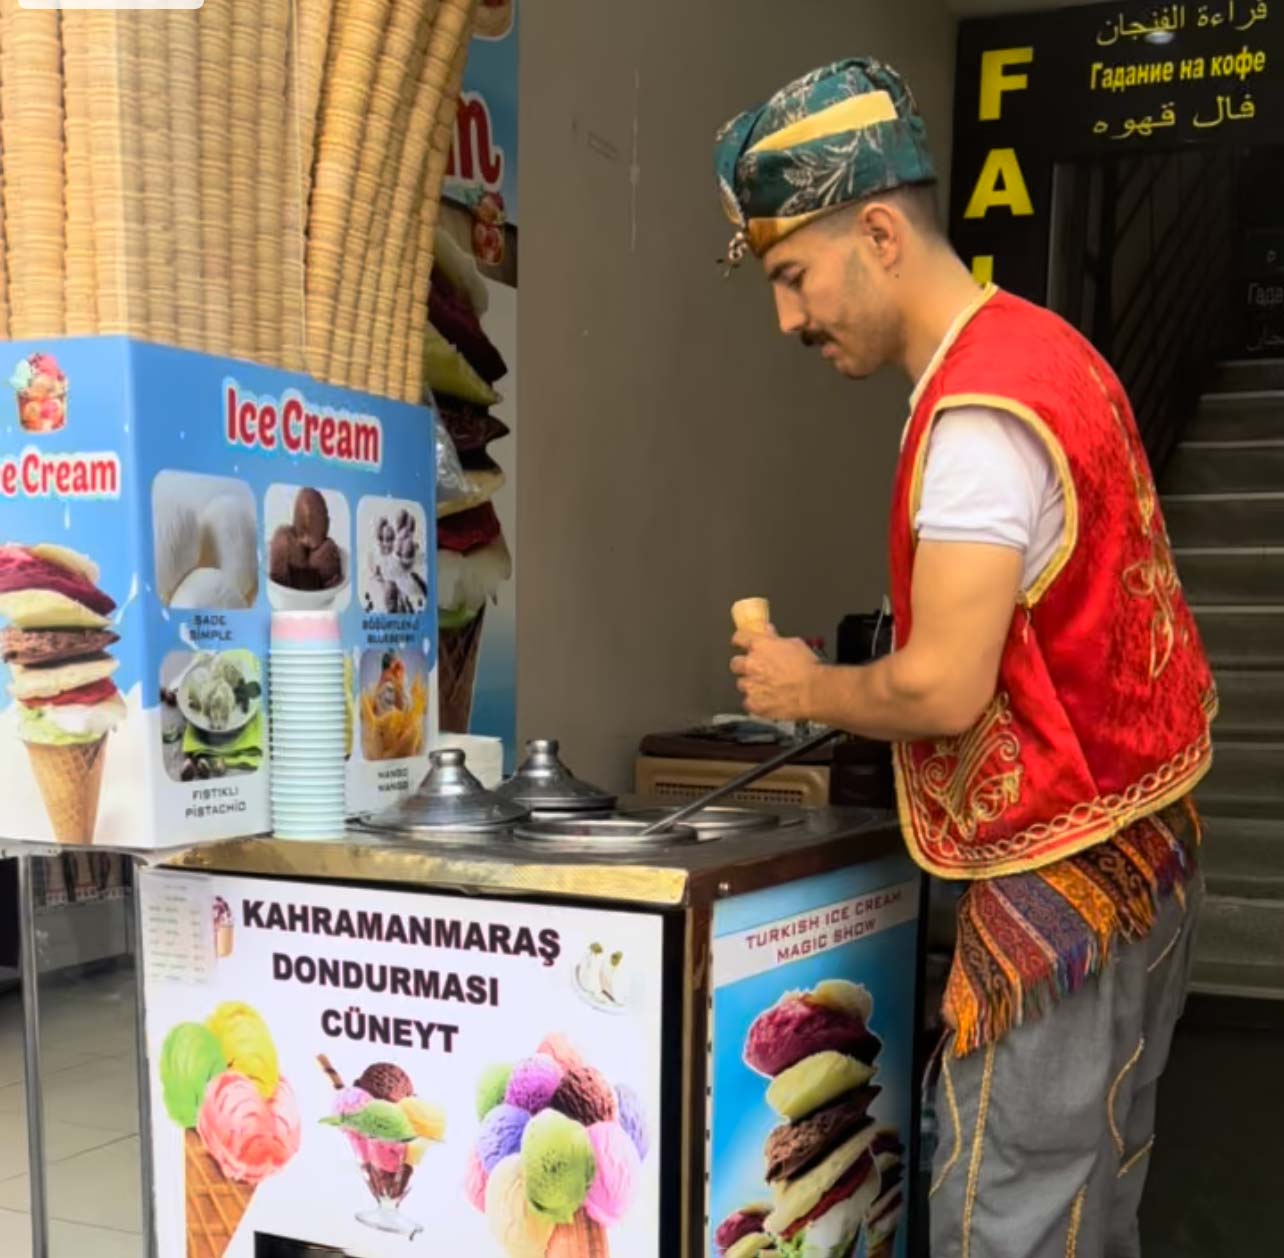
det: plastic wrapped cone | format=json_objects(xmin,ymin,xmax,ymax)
[
  {"xmin": 196, "ymin": 0, "xmax": 232, "ymax": 353},
  {"xmin": 185, "ymin": 1128, "xmax": 255, "ymax": 1258},
  {"xmin": 138, "ymin": 38, "xmax": 176, "ymax": 343},
  {"xmin": 167, "ymin": 8, "xmax": 202, "ymax": 350},
  {"xmin": 329, "ymin": 0, "xmax": 435, "ymax": 385},
  {"xmin": 438, "ymin": 605, "xmax": 485, "ymax": 734},
  {"xmin": 365, "ymin": 0, "xmax": 476, "ymax": 396},
  {"xmin": 25, "ymin": 738, "xmax": 107, "ymax": 845},
  {"xmin": 546, "ymin": 1211, "xmax": 610, "ymax": 1258},
  {"xmin": 255, "ymin": 0, "xmax": 290, "ymax": 368},
  {"xmin": 305, "ymin": 0, "xmax": 394, "ymax": 375},
  {"xmin": 60, "ymin": 11, "xmax": 97, "ymax": 335}
]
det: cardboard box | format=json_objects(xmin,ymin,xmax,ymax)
[{"xmin": 0, "ymin": 338, "xmax": 436, "ymax": 848}]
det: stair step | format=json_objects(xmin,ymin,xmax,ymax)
[
  {"xmin": 1194, "ymin": 605, "xmax": 1284, "ymax": 667},
  {"xmin": 1191, "ymin": 892, "xmax": 1284, "ymax": 979},
  {"xmin": 1198, "ymin": 740, "xmax": 1284, "ymax": 817},
  {"xmin": 1164, "ymin": 493, "xmax": 1284, "ymax": 547},
  {"xmin": 1174, "ymin": 546, "xmax": 1284, "ymax": 603},
  {"xmin": 1190, "ymin": 957, "xmax": 1284, "ymax": 1000},
  {"xmin": 1185, "ymin": 393, "xmax": 1284, "ymax": 442},
  {"xmin": 1210, "ymin": 358, "xmax": 1284, "ymax": 393},
  {"xmin": 1200, "ymin": 816, "xmax": 1284, "ymax": 897},
  {"xmin": 1210, "ymin": 669, "xmax": 1284, "ymax": 737},
  {"xmin": 1164, "ymin": 440, "xmax": 1284, "ymax": 493}
]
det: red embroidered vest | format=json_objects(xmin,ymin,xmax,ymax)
[{"xmin": 889, "ymin": 287, "xmax": 1217, "ymax": 879}]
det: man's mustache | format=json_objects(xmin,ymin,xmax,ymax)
[{"xmin": 800, "ymin": 330, "xmax": 830, "ymax": 349}]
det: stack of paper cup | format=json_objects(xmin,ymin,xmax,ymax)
[{"xmin": 269, "ymin": 611, "xmax": 346, "ymax": 839}]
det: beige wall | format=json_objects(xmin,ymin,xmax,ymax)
[{"xmin": 517, "ymin": 2, "xmax": 958, "ymax": 789}]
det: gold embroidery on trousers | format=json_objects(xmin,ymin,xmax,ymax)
[{"xmin": 920, "ymin": 693, "xmax": 1023, "ymax": 845}]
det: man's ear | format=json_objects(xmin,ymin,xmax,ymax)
[{"xmin": 858, "ymin": 202, "xmax": 904, "ymax": 272}]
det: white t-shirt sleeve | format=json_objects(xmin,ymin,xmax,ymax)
[{"xmin": 914, "ymin": 405, "xmax": 1066, "ymax": 593}]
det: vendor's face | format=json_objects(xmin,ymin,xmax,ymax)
[{"xmin": 762, "ymin": 211, "xmax": 900, "ymax": 380}]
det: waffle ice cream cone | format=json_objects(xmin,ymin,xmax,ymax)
[
  {"xmin": 185, "ymin": 1128, "xmax": 255, "ymax": 1258},
  {"xmin": 438, "ymin": 605, "xmax": 485, "ymax": 733},
  {"xmin": 216, "ymin": 925, "xmax": 235, "ymax": 958},
  {"xmin": 25, "ymin": 738, "xmax": 106, "ymax": 845},
  {"xmin": 546, "ymin": 1211, "xmax": 610, "ymax": 1258}
]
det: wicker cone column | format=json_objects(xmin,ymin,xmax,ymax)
[
  {"xmin": 256, "ymin": 0, "xmax": 290, "ymax": 368},
  {"xmin": 168, "ymin": 9, "xmax": 202, "ymax": 350},
  {"xmin": 61, "ymin": 11, "xmax": 97, "ymax": 336}
]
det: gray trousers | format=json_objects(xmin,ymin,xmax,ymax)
[{"xmin": 927, "ymin": 873, "xmax": 1203, "ymax": 1258}]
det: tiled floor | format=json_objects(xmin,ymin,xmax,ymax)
[{"xmin": 0, "ymin": 965, "xmax": 144, "ymax": 1257}]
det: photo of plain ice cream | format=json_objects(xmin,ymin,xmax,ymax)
[
  {"xmin": 264, "ymin": 484, "xmax": 352, "ymax": 614},
  {"xmin": 356, "ymin": 496, "xmax": 429, "ymax": 617},
  {"xmin": 153, "ymin": 472, "xmax": 259, "ymax": 611}
]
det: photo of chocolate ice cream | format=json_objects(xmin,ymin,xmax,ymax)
[{"xmin": 265, "ymin": 486, "xmax": 351, "ymax": 612}]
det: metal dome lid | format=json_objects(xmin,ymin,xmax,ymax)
[
  {"xmin": 494, "ymin": 739, "xmax": 617, "ymax": 813},
  {"xmin": 358, "ymin": 748, "xmax": 529, "ymax": 834}
]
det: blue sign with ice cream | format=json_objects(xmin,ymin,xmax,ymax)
[{"xmin": 0, "ymin": 337, "xmax": 436, "ymax": 848}]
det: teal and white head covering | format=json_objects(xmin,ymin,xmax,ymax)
[{"xmin": 714, "ymin": 58, "xmax": 936, "ymax": 267}]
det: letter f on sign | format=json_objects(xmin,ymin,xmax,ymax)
[{"xmin": 979, "ymin": 48, "xmax": 1034, "ymax": 120}]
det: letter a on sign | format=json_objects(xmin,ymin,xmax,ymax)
[
  {"xmin": 979, "ymin": 48, "xmax": 1033, "ymax": 120},
  {"xmin": 964, "ymin": 149, "xmax": 1034, "ymax": 219}
]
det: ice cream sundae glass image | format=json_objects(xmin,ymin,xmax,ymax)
[
  {"xmin": 468, "ymin": 1033, "xmax": 651, "ymax": 1256},
  {"xmin": 10, "ymin": 352, "xmax": 68, "ymax": 432},
  {"xmin": 212, "ymin": 896, "xmax": 234, "ymax": 958},
  {"xmin": 158, "ymin": 1002, "xmax": 301, "ymax": 1257},
  {"xmin": 317, "ymin": 1054, "xmax": 446, "ymax": 1239}
]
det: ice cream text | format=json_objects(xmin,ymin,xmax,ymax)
[
  {"xmin": 225, "ymin": 380, "xmax": 383, "ymax": 471},
  {"xmin": 0, "ymin": 447, "xmax": 120, "ymax": 499}
]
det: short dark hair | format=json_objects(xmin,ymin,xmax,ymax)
[{"xmin": 818, "ymin": 182, "xmax": 942, "ymax": 239}]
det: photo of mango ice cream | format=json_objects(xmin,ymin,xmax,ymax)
[
  {"xmin": 317, "ymin": 1054, "xmax": 446, "ymax": 1240},
  {"xmin": 10, "ymin": 351, "xmax": 68, "ymax": 432},
  {"xmin": 359, "ymin": 649, "xmax": 427, "ymax": 761},
  {"xmin": 469, "ymin": 1033, "xmax": 652, "ymax": 1256},
  {"xmin": 158, "ymin": 1002, "xmax": 300, "ymax": 1258}
]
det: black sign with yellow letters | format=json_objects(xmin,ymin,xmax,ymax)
[{"xmin": 950, "ymin": 0, "xmax": 1284, "ymax": 297}]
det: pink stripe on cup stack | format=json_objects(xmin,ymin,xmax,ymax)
[{"xmin": 269, "ymin": 611, "xmax": 346, "ymax": 840}]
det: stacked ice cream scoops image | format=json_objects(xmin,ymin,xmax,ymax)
[
  {"xmin": 429, "ymin": 228, "xmax": 512, "ymax": 733},
  {"xmin": 317, "ymin": 1056, "xmax": 446, "ymax": 1239},
  {"xmin": 159, "ymin": 1002, "xmax": 300, "ymax": 1258},
  {"xmin": 0, "ymin": 543, "xmax": 124, "ymax": 843},
  {"xmin": 715, "ymin": 981, "xmax": 905, "ymax": 1258},
  {"xmin": 467, "ymin": 1033, "xmax": 651, "ymax": 1257}
]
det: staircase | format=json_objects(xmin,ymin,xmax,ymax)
[{"xmin": 1164, "ymin": 359, "xmax": 1284, "ymax": 999}]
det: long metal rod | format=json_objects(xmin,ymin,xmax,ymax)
[
  {"xmin": 639, "ymin": 726, "xmax": 843, "ymax": 835},
  {"xmin": 17, "ymin": 855, "xmax": 48, "ymax": 1258},
  {"xmin": 129, "ymin": 862, "xmax": 157, "ymax": 1257}
]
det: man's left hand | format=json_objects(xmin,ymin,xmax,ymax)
[{"xmin": 730, "ymin": 631, "xmax": 822, "ymax": 721}]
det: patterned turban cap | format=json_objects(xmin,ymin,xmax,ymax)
[{"xmin": 714, "ymin": 58, "xmax": 937, "ymax": 268}]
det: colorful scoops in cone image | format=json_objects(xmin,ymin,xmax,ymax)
[
  {"xmin": 429, "ymin": 227, "xmax": 512, "ymax": 733},
  {"xmin": 468, "ymin": 1033, "xmax": 650, "ymax": 1257},
  {"xmin": 317, "ymin": 1054, "xmax": 447, "ymax": 1240},
  {"xmin": 0, "ymin": 543, "xmax": 124, "ymax": 843},
  {"xmin": 715, "ymin": 981, "xmax": 905, "ymax": 1258},
  {"xmin": 159, "ymin": 1003, "xmax": 300, "ymax": 1257}
]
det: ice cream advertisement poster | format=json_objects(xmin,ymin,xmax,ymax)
[
  {"xmin": 0, "ymin": 336, "xmax": 435, "ymax": 847},
  {"xmin": 708, "ymin": 857, "xmax": 921, "ymax": 1258},
  {"xmin": 433, "ymin": 0, "xmax": 518, "ymax": 766},
  {"xmin": 140, "ymin": 869, "xmax": 664, "ymax": 1257}
]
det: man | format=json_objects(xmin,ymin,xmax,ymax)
[{"xmin": 716, "ymin": 60, "xmax": 1217, "ymax": 1258}]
